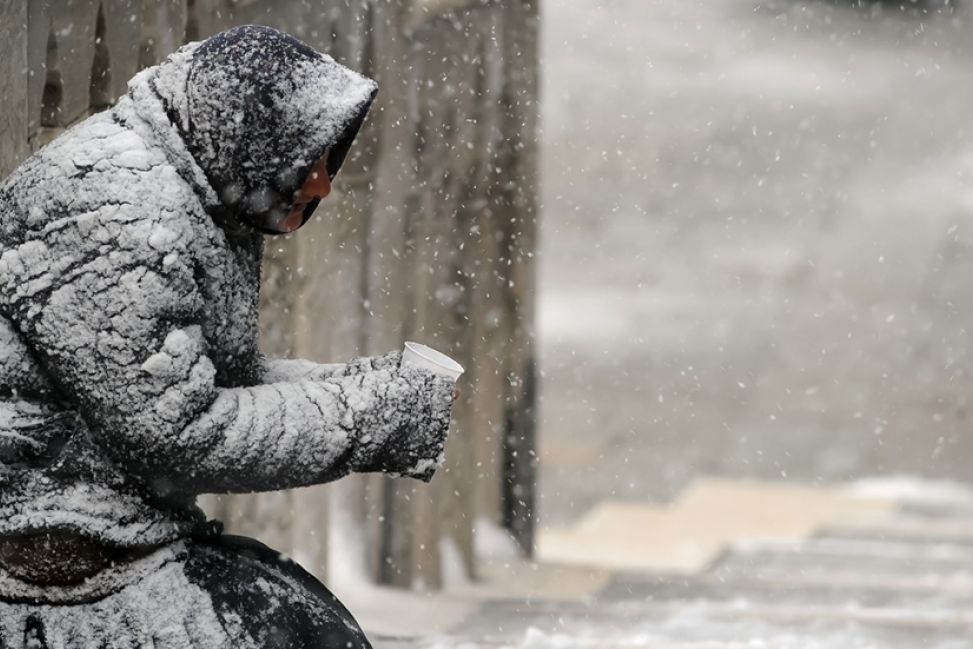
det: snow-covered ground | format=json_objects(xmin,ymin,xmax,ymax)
[
  {"xmin": 368, "ymin": 477, "xmax": 973, "ymax": 648},
  {"xmin": 538, "ymin": 0, "xmax": 973, "ymax": 524}
]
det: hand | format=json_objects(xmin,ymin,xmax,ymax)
[{"xmin": 452, "ymin": 387, "xmax": 461, "ymax": 402}]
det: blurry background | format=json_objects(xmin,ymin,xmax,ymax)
[{"xmin": 539, "ymin": 0, "xmax": 973, "ymax": 525}]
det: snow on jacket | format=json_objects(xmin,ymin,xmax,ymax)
[{"xmin": 0, "ymin": 26, "xmax": 454, "ymax": 550}]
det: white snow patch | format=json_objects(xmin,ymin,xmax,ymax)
[
  {"xmin": 440, "ymin": 535, "xmax": 470, "ymax": 589},
  {"xmin": 473, "ymin": 517, "xmax": 522, "ymax": 561},
  {"xmin": 847, "ymin": 475, "xmax": 973, "ymax": 507}
]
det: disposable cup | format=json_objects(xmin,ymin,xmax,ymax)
[{"xmin": 402, "ymin": 342, "xmax": 464, "ymax": 380}]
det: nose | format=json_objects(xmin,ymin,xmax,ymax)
[{"xmin": 302, "ymin": 159, "xmax": 331, "ymax": 200}]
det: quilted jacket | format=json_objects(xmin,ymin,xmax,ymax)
[{"xmin": 0, "ymin": 26, "xmax": 454, "ymax": 550}]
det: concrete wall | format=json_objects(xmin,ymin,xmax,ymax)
[{"xmin": 0, "ymin": 0, "xmax": 539, "ymax": 588}]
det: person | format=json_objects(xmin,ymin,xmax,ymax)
[{"xmin": 0, "ymin": 25, "xmax": 456, "ymax": 647}]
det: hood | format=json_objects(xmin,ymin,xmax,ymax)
[{"xmin": 150, "ymin": 25, "xmax": 378, "ymax": 235}]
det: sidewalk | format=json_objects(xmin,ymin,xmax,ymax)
[{"xmin": 361, "ymin": 478, "xmax": 973, "ymax": 648}]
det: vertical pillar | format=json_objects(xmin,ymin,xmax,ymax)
[
  {"xmin": 26, "ymin": 0, "xmax": 51, "ymax": 146},
  {"xmin": 498, "ymin": 0, "xmax": 540, "ymax": 555},
  {"xmin": 467, "ymin": 4, "xmax": 511, "ymax": 543},
  {"xmin": 411, "ymin": 8, "xmax": 493, "ymax": 582},
  {"xmin": 101, "ymin": 0, "xmax": 146, "ymax": 104},
  {"xmin": 0, "ymin": 0, "xmax": 29, "ymax": 180},
  {"xmin": 138, "ymin": 0, "xmax": 187, "ymax": 68},
  {"xmin": 48, "ymin": 0, "xmax": 100, "ymax": 126},
  {"xmin": 314, "ymin": 0, "xmax": 380, "ymax": 577},
  {"xmin": 360, "ymin": 0, "xmax": 427, "ymax": 589}
]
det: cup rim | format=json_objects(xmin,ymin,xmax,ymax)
[{"xmin": 404, "ymin": 341, "xmax": 465, "ymax": 375}]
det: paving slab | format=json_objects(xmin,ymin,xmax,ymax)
[{"xmin": 538, "ymin": 479, "xmax": 894, "ymax": 574}]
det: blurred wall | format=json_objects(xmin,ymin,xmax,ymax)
[
  {"xmin": 0, "ymin": 0, "xmax": 539, "ymax": 589},
  {"xmin": 538, "ymin": 0, "xmax": 973, "ymax": 524}
]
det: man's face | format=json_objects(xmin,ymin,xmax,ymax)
[{"xmin": 278, "ymin": 154, "xmax": 332, "ymax": 233}]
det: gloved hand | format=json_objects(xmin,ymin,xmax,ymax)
[{"xmin": 353, "ymin": 364, "xmax": 456, "ymax": 482}]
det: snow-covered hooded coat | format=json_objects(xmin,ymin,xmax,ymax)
[{"xmin": 0, "ymin": 26, "xmax": 454, "ymax": 562}]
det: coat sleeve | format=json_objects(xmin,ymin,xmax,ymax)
[
  {"xmin": 2, "ymin": 219, "xmax": 454, "ymax": 497},
  {"xmin": 0, "ymin": 317, "xmax": 73, "ymax": 479},
  {"xmin": 259, "ymin": 351, "xmax": 400, "ymax": 383}
]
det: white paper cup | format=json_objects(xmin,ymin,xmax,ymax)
[{"xmin": 402, "ymin": 342, "xmax": 464, "ymax": 380}]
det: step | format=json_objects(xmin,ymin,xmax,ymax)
[{"xmin": 442, "ymin": 596, "xmax": 971, "ymax": 648}]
